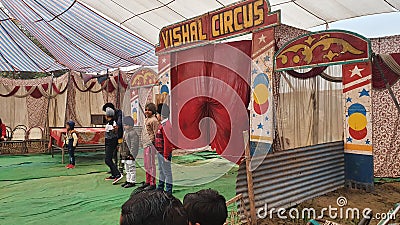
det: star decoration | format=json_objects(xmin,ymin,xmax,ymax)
[
  {"xmin": 165, "ymin": 73, "xmax": 169, "ymax": 77},
  {"xmin": 159, "ymin": 81, "xmax": 163, "ymax": 85},
  {"xmin": 265, "ymin": 116, "xmax": 269, "ymax": 121},
  {"xmin": 258, "ymin": 34, "xmax": 266, "ymax": 44},
  {"xmin": 346, "ymin": 97, "xmax": 352, "ymax": 103},
  {"xmin": 257, "ymin": 123, "xmax": 264, "ymax": 129},
  {"xmin": 346, "ymin": 137, "xmax": 353, "ymax": 143},
  {"xmin": 264, "ymin": 55, "xmax": 270, "ymax": 62},
  {"xmin": 350, "ymin": 65, "xmax": 364, "ymax": 78},
  {"xmin": 252, "ymin": 68, "xmax": 258, "ymax": 75},
  {"xmin": 265, "ymin": 68, "xmax": 270, "ymax": 73},
  {"xmin": 359, "ymin": 88, "xmax": 370, "ymax": 97},
  {"xmin": 365, "ymin": 139, "xmax": 371, "ymax": 145},
  {"xmin": 162, "ymin": 58, "xmax": 167, "ymax": 64}
]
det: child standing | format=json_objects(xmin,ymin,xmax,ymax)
[
  {"xmin": 139, "ymin": 103, "xmax": 158, "ymax": 191},
  {"xmin": 104, "ymin": 107, "xmax": 123, "ymax": 184},
  {"xmin": 120, "ymin": 116, "xmax": 139, "ymax": 188},
  {"xmin": 155, "ymin": 103, "xmax": 174, "ymax": 194},
  {"xmin": 65, "ymin": 120, "xmax": 78, "ymax": 169}
]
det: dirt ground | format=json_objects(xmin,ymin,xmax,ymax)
[{"xmin": 259, "ymin": 182, "xmax": 400, "ymax": 225}]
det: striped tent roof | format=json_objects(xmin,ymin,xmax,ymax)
[
  {"xmin": 0, "ymin": 8, "xmax": 65, "ymax": 72},
  {"xmin": 1, "ymin": 0, "xmax": 157, "ymax": 73}
]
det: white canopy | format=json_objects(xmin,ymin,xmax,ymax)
[{"xmin": 78, "ymin": 0, "xmax": 399, "ymax": 45}]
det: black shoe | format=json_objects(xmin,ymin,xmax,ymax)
[
  {"xmin": 105, "ymin": 176, "xmax": 116, "ymax": 181},
  {"xmin": 121, "ymin": 182, "xmax": 129, "ymax": 187},
  {"xmin": 124, "ymin": 182, "xmax": 136, "ymax": 188},
  {"xmin": 138, "ymin": 182, "xmax": 149, "ymax": 189},
  {"xmin": 112, "ymin": 175, "xmax": 124, "ymax": 185},
  {"xmin": 143, "ymin": 185, "xmax": 156, "ymax": 191}
]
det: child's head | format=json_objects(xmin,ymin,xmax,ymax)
[
  {"xmin": 157, "ymin": 103, "xmax": 170, "ymax": 120},
  {"xmin": 105, "ymin": 107, "xmax": 115, "ymax": 121},
  {"xmin": 123, "ymin": 116, "xmax": 135, "ymax": 129},
  {"xmin": 121, "ymin": 190, "xmax": 187, "ymax": 225},
  {"xmin": 144, "ymin": 103, "xmax": 157, "ymax": 118},
  {"xmin": 66, "ymin": 120, "xmax": 75, "ymax": 130},
  {"xmin": 183, "ymin": 189, "xmax": 227, "ymax": 225},
  {"xmin": 102, "ymin": 102, "xmax": 115, "ymax": 111}
]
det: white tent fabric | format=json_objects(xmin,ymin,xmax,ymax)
[
  {"xmin": 0, "ymin": 8, "xmax": 65, "ymax": 72},
  {"xmin": 78, "ymin": 0, "xmax": 399, "ymax": 45},
  {"xmin": 1, "ymin": 0, "xmax": 158, "ymax": 72}
]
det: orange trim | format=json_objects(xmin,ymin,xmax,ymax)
[
  {"xmin": 250, "ymin": 135, "xmax": 273, "ymax": 141},
  {"xmin": 344, "ymin": 143, "xmax": 372, "ymax": 152}
]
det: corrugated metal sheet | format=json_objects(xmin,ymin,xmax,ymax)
[{"xmin": 236, "ymin": 141, "xmax": 344, "ymax": 214}]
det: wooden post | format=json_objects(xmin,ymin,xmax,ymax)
[{"xmin": 243, "ymin": 130, "xmax": 257, "ymax": 225}]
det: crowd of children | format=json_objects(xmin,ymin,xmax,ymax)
[
  {"xmin": 120, "ymin": 188, "xmax": 228, "ymax": 225},
  {"xmin": 64, "ymin": 102, "xmax": 229, "ymax": 225}
]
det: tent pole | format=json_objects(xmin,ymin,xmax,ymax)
[
  {"xmin": 243, "ymin": 130, "xmax": 257, "ymax": 225},
  {"xmin": 64, "ymin": 70, "xmax": 71, "ymax": 125},
  {"xmin": 116, "ymin": 69, "xmax": 120, "ymax": 109},
  {"xmin": 106, "ymin": 69, "xmax": 109, "ymax": 103},
  {"xmin": 45, "ymin": 72, "xmax": 53, "ymax": 152}
]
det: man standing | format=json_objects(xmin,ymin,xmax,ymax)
[{"xmin": 102, "ymin": 103, "xmax": 123, "ymax": 172}]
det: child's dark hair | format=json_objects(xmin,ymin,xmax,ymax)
[
  {"xmin": 183, "ymin": 189, "xmax": 228, "ymax": 225},
  {"xmin": 102, "ymin": 102, "xmax": 115, "ymax": 111},
  {"xmin": 145, "ymin": 103, "xmax": 157, "ymax": 115},
  {"xmin": 0, "ymin": 118, "xmax": 2, "ymax": 124},
  {"xmin": 121, "ymin": 190, "xmax": 187, "ymax": 225}
]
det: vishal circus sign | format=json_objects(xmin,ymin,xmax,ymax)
[{"xmin": 155, "ymin": 0, "xmax": 280, "ymax": 54}]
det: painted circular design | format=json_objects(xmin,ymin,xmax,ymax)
[
  {"xmin": 348, "ymin": 103, "xmax": 367, "ymax": 116},
  {"xmin": 348, "ymin": 113, "xmax": 368, "ymax": 131},
  {"xmin": 253, "ymin": 73, "xmax": 269, "ymax": 115},
  {"xmin": 253, "ymin": 84, "xmax": 269, "ymax": 104},
  {"xmin": 349, "ymin": 127, "xmax": 367, "ymax": 140},
  {"xmin": 254, "ymin": 100, "xmax": 269, "ymax": 115},
  {"xmin": 132, "ymin": 108, "xmax": 138, "ymax": 125},
  {"xmin": 160, "ymin": 85, "xmax": 169, "ymax": 95},
  {"xmin": 347, "ymin": 103, "xmax": 368, "ymax": 140}
]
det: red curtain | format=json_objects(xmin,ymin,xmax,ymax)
[
  {"xmin": 372, "ymin": 53, "xmax": 400, "ymax": 89},
  {"xmin": 170, "ymin": 41, "xmax": 252, "ymax": 164}
]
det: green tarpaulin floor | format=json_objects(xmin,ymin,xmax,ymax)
[{"xmin": 0, "ymin": 150, "xmax": 238, "ymax": 225}]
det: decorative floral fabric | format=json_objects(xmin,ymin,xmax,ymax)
[{"xmin": 371, "ymin": 36, "xmax": 400, "ymax": 178}]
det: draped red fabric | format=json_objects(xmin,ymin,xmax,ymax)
[
  {"xmin": 26, "ymin": 84, "xmax": 48, "ymax": 99},
  {"xmin": 0, "ymin": 86, "xmax": 20, "ymax": 97},
  {"xmin": 286, "ymin": 66, "xmax": 328, "ymax": 79},
  {"xmin": 170, "ymin": 41, "xmax": 251, "ymax": 164},
  {"xmin": 372, "ymin": 53, "xmax": 400, "ymax": 89}
]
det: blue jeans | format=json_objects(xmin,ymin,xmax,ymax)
[{"xmin": 157, "ymin": 153, "xmax": 172, "ymax": 194}]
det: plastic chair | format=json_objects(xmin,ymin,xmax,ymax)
[{"xmin": 25, "ymin": 126, "xmax": 48, "ymax": 153}]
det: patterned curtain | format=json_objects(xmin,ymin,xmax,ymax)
[{"xmin": 371, "ymin": 36, "xmax": 400, "ymax": 177}]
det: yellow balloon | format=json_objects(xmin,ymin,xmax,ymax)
[
  {"xmin": 348, "ymin": 113, "xmax": 367, "ymax": 131},
  {"xmin": 253, "ymin": 84, "xmax": 269, "ymax": 104}
]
